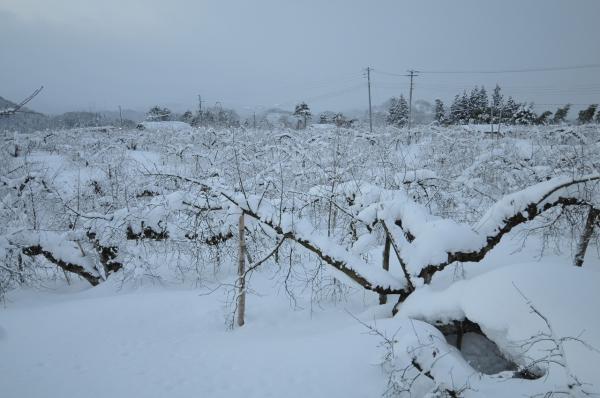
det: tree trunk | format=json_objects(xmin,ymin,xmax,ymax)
[
  {"xmin": 574, "ymin": 206, "xmax": 598, "ymax": 267},
  {"xmin": 379, "ymin": 235, "xmax": 391, "ymax": 305},
  {"xmin": 237, "ymin": 213, "xmax": 246, "ymax": 327},
  {"xmin": 17, "ymin": 253, "xmax": 25, "ymax": 284}
]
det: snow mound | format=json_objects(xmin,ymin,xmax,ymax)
[{"xmin": 397, "ymin": 262, "xmax": 600, "ymax": 388}]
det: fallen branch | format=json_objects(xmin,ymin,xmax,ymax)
[{"xmin": 21, "ymin": 244, "xmax": 101, "ymax": 286}]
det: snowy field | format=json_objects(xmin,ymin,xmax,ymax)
[
  {"xmin": 2, "ymin": 122, "xmax": 600, "ymax": 397},
  {"xmin": 1, "ymin": 278, "xmax": 386, "ymax": 398}
]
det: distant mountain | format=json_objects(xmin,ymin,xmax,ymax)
[
  {"xmin": 0, "ymin": 95, "xmax": 143, "ymax": 132},
  {"xmin": 0, "ymin": 96, "xmax": 18, "ymax": 109},
  {"xmin": 0, "ymin": 95, "xmax": 49, "ymax": 132}
]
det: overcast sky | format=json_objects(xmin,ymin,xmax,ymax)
[{"xmin": 1, "ymin": 0, "xmax": 600, "ymax": 115}]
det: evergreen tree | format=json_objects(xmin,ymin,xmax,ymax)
[
  {"xmin": 491, "ymin": 84, "xmax": 504, "ymax": 123},
  {"xmin": 386, "ymin": 97, "xmax": 398, "ymax": 125},
  {"xmin": 468, "ymin": 87, "xmax": 479, "ymax": 121},
  {"xmin": 147, "ymin": 106, "xmax": 171, "ymax": 122},
  {"xmin": 397, "ymin": 95, "xmax": 409, "ymax": 126},
  {"xmin": 503, "ymin": 97, "xmax": 519, "ymax": 123},
  {"xmin": 449, "ymin": 94, "xmax": 462, "ymax": 124},
  {"xmin": 465, "ymin": 92, "xmax": 472, "ymax": 121},
  {"xmin": 180, "ymin": 110, "xmax": 193, "ymax": 123},
  {"xmin": 474, "ymin": 86, "xmax": 489, "ymax": 122},
  {"xmin": 491, "ymin": 84, "xmax": 503, "ymax": 109},
  {"xmin": 552, "ymin": 104, "xmax": 571, "ymax": 124},
  {"xmin": 514, "ymin": 103, "xmax": 537, "ymax": 125},
  {"xmin": 459, "ymin": 91, "xmax": 471, "ymax": 123},
  {"xmin": 293, "ymin": 102, "xmax": 311, "ymax": 129},
  {"xmin": 578, "ymin": 104, "xmax": 597, "ymax": 124},
  {"xmin": 387, "ymin": 95, "xmax": 409, "ymax": 127},
  {"xmin": 480, "ymin": 87, "xmax": 489, "ymax": 115},
  {"xmin": 434, "ymin": 99, "xmax": 445, "ymax": 124},
  {"xmin": 535, "ymin": 110, "xmax": 553, "ymax": 125}
]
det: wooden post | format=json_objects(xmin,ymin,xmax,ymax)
[
  {"xmin": 379, "ymin": 235, "xmax": 391, "ymax": 304},
  {"xmin": 237, "ymin": 212, "xmax": 246, "ymax": 327},
  {"xmin": 574, "ymin": 206, "xmax": 598, "ymax": 267}
]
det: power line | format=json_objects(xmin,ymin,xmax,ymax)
[
  {"xmin": 274, "ymin": 83, "xmax": 364, "ymax": 109},
  {"xmin": 373, "ymin": 70, "xmax": 411, "ymax": 77},
  {"xmin": 379, "ymin": 82, "xmax": 600, "ymax": 94},
  {"xmin": 417, "ymin": 63, "xmax": 600, "ymax": 75},
  {"xmin": 532, "ymin": 103, "xmax": 596, "ymax": 106},
  {"xmin": 373, "ymin": 64, "xmax": 600, "ymax": 77}
]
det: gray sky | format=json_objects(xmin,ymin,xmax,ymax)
[{"xmin": 1, "ymin": 0, "xmax": 600, "ymax": 115}]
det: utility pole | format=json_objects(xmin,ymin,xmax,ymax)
[
  {"xmin": 198, "ymin": 94, "xmax": 203, "ymax": 126},
  {"xmin": 407, "ymin": 69, "xmax": 419, "ymax": 132},
  {"xmin": 365, "ymin": 67, "xmax": 373, "ymax": 133},
  {"xmin": 253, "ymin": 112, "xmax": 256, "ymax": 129},
  {"xmin": 118, "ymin": 105, "xmax": 123, "ymax": 127}
]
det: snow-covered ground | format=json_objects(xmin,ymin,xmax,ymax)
[
  {"xmin": 2, "ymin": 232, "xmax": 598, "ymax": 398},
  {"xmin": 2, "ymin": 123, "xmax": 600, "ymax": 397},
  {"xmin": 1, "ymin": 277, "xmax": 387, "ymax": 398}
]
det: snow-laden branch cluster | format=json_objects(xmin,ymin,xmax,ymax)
[
  {"xmin": 220, "ymin": 189, "xmax": 409, "ymax": 295},
  {"xmin": 155, "ymin": 171, "xmax": 600, "ymax": 306},
  {"xmin": 3, "ymin": 125, "xmax": 600, "ymax": 304},
  {"xmin": 314, "ymin": 176, "xmax": 599, "ymax": 289}
]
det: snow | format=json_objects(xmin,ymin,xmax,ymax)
[
  {"xmin": 23, "ymin": 152, "xmax": 105, "ymax": 197},
  {"xmin": 310, "ymin": 123, "xmax": 336, "ymax": 129},
  {"xmin": 10, "ymin": 231, "xmax": 99, "ymax": 277},
  {"xmin": 3, "ymin": 123, "xmax": 600, "ymax": 397},
  {"xmin": 397, "ymin": 262, "xmax": 600, "ymax": 388},
  {"xmin": 351, "ymin": 232, "xmax": 377, "ymax": 254},
  {"xmin": 127, "ymin": 150, "xmax": 162, "ymax": 170},
  {"xmin": 402, "ymin": 219, "xmax": 482, "ymax": 273},
  {"xmin": 474, "ymin": 175, "xmax": 594, "ymax": 236},
  {"xmin": 0, "ymin": 278, "xmax": 386, "ymax": 398},
  {"xmin": 139, "ymin": 121, "xmax": 194, "ymax": 132},
  {"xmin": 395, "ymin": 168, "xmax": 438, "ymax": 184}
]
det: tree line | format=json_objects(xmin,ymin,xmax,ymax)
[
  {"xmin": 386, "ymin": 84, "xmax": 599, "ymax": 127},
  {"xmin": 146, "ymin": 85, "xmax": 600, "ymax": 130}
]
